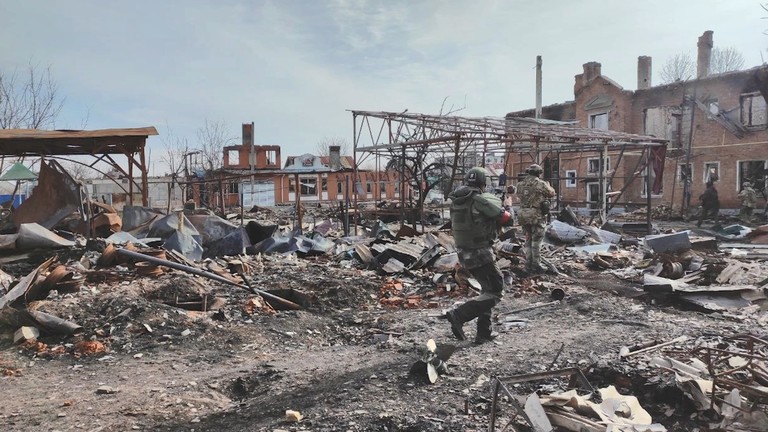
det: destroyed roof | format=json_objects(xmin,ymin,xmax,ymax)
[
  {"xmin": 350, "ymin": 111, "xmax": 667, "ymax": 154},
  {"xmin": 0, "ymin": 163, "xmax": 37, "ymax": 181},
  {"xmin": 283, "ymin": 153, "xmax": 356, "ymax": 173},
  {"xmin": 319, "ymin": 155, "xmax": 355, "ymax": 170},
  {"xmin": 0, "ymin": 127, "xmax": 158, "ymax": 156}
]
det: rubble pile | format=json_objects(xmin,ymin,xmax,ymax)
[{"xmin": 1, "ymin": 185, "xmax": 768, "ymax": 431}]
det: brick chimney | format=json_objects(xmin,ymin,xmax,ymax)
[
  {"xmin": 575, "ymin": 62, "xmax": 602, "ymax": 95},
  {"xmin": 637, "ymin": 56, "xmax": 652, "ymax": 89},
  {"xmin": 329, "ymin": 145, "xmax": 341, "ymax": 170},
  {"xmin": 583, "ymin": 62, "xmax": 602, "ymax": 85},
  {"xmin": 697, "ymin": 30, "xmax": 713, "ymax": 78}
]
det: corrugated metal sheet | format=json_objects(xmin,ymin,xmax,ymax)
[
  {"xmin": 371, "ymin": 241, "xmax": 425, "ymax": 260},
  {"xmin": 0, "ymin": 127, "xmax": 158, "ymax": 139}
]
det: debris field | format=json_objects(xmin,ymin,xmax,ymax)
[{"xmin": 2, "ymin": 197, "xmax": 768, "ymax": 432}]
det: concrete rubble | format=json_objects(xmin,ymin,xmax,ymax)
[{"xmin": 1, "ymin": 187, "xmax": 767, "ymax": 431}]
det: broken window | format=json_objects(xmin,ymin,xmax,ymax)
[
  {"xmin": 288, "ymin": 178, "xmax": 295, "ymax": 193},
  {"xmin": 677, "ymin": 163, "xmax": 692, "ymax": 184},
  {"xmin": 337, "ymin": 181, "xmax": 343, "ymax": 195},
  {"xmin": 366, "ymin": 182, "xmax": 372, "ymax": 194},
  {"xmin": 741, "ymin": 92, "xmax": 767, "ymax": 128},
  {"xmin": 227, "ymin": 182, "xmax": 239, "ymax": 194},
  {"xmin": 300, "ymin": 178, "xmax": 316, "ymax": 196},
  {"xmin": 266, "ymin": 150, "xmax": 277, "ymax": 166},
  {"xmin": 379, "ymin": 181, "xmax": 386, "ymax": 196},
  {"xmin": 589, "ymin": 112, "xmax": 609, "ymax": 130},
  {"xmin": 587, "ymin": 157, "xmax": 610, "ymax": 174},
  {"xmin": 643, "ymin": 106, "xmax": 681, "ymax": 147},
  {"xmin": 227, "ymin": 150, "xmax": 239, "ymax": 167},
  {"xmin": 565, "ymin": 170, "xmax": 577, "ymax": 187},
  {"xmin": 703, "ymin": 162, "xmax": 719, "ymax": 183},
  {"xmin": 738, "ymin": 160, "xmax": 767, "ymax": 192},
  {"xmin": 321, "ymin": 177, "xmax": 327, "ymax": 192}
]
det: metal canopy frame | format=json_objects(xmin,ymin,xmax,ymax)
[
  {"xmin": 350, "ymin": 110, "xmax": 667, "ymax": 232},
  {"xmin": 0, "ymin": 127, "xmax": 158, "ymax": 206}
]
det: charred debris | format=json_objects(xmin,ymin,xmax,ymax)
[{"xmin": 1, "ymin": 160, "xmax": 768, "ymax": 431}]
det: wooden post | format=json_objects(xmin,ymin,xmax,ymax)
[
  {"xmin": 646, "ymin": 147, "xmax": 653, "ymax": 235},
  {"xmin": 128, "ymin": 152, "xmax": 134, "ymax": 206},
  {"xmin": 218, "ymin": 179, "xmax": 225, "ymax": 216},
  {"xmin": 295, "ymin": 173, "xmax": 302, "ymax": 232},
  {"xmin": 345, "ymin": 174, "xmax": 350, "ymax": 236},
  {"xmin": 352, "ymin": 113, "xmax": 358, "ymax": 236},
  {"xmin": 140, "ymin": 145, "xmax": 149, "ymax": 206}
]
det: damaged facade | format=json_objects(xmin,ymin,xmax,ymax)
[
  {"xmin": 508, "ymin": 30, "xmax": 768, "ymax": 212},
  {"xmin": 191, "ymin": 123, "xmax": 405, "ymax": 210}
]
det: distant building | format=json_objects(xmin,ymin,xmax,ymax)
[
  {"xmin": 189, "ymin": 123, "xmax": 405, "ymax": 209},
  {"xmin": 85, "ymin": 176, "xmax": 183, "ymax": 211},
  {"xmin": 507, "ymin": 31, "xmax": 768, "ymax": 211}
]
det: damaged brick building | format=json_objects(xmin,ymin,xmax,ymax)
[{"xmin": 508, "ymin": 31, "xmax": 768, "ymax": 212}]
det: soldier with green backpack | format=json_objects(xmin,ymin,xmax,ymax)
[{"xmin": 443, "ymin": 167, "xmax": 514, "ymax": 344}]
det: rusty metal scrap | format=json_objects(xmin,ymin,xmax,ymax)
[
  {"xmin": 114, "ymin": 248, "xmax": 302, "ymax": 311},
  {"xmin": 688, "ymin": 334, "xmax": 768, "ymax": 408},
  {"xmin": 12, "ymin": 160, "xmax": 81, "ymax": 229},
  {"xmin": 488, "ymin": 368, "xmax": 596, "ymax": 432}
]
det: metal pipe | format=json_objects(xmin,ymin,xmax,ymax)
[{"xmin": 115, "ymin": 248, "xmax": 302, "ymax": 310}]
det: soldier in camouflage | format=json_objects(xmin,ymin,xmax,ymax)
[
  {"xmin": 738, "ymin": 181, "xmax": 758, "ymax": 222},
  {"xmin": 516, "ymin": 164, "xmax": 556, "ymax": 274},
  {"xmin": 443, "ymin": 167, "xmax": 514, "ymax": 344}
]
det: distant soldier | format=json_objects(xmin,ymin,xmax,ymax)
[
  {"xmin": 696, "ymin": 181, "xmax": 719, "ymax": 227},
  {"xmin": 443, "ymin": 167, "xmax": 514, "ymax": 344},
  {"xmin": 516, "ymin": 164, "xmax": 556, "ymax": 274},
  {"xmin": 738, "ymin": 181, "xmax": 758, "ymax": 222},
  {"xmin": 762, "ymin": 188, "xmax": 768, "ymax": 222}
]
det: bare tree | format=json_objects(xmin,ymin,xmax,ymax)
[
  {"xmin": 159, "ymin": 123, "xmax": 190, "ymax": 177},
  {"xmin": 660, "ymin": 47, "xmax": 746, "ymax": 84},
  {"xmin": 60, "ymin": 159, "xmax": 95, "ymax": 180},
  {"xmin": 195, "ymin": 119, "xmax": 235, "ymax": 172},
  {"xmin": 0, "ymin": 62, "xmax": 64, "ymax": 129},
  {"xmin": 710, "ymin": 46, "xmax": 746, "ymax": 74},
  {"xmin": 315, "ymin": 136, "xmax": 350, "ymax": 156},
  {"xmin": 383, "ymin": 98, "xmax": 465, "ymax": 214},
  {"xmin": 660, "ymin": 53, "xmax": 695, "ymax": 84}
]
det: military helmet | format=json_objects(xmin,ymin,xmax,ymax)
[
  {"xmin": 465, "ymin": 167, "xmax": 488, "ymax": 187},
  {"xmin": 527, "ymin": 164, "xmax": 543, "ymax": 175},
  {"xmin": 744, "ymin": 181, "xmax": 752, "ymax": 188}
]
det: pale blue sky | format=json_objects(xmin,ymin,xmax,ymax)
[{"xmin": 1, "ymin": 0, "xmax": 765, "ymax": 175}]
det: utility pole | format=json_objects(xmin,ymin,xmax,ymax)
[{"xmin": 535, "ymin": 56, "xmax": 543, "ymax": 119}]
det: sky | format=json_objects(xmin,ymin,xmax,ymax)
[{"xmin": 1, "ymin": 0, "xmax": 765, "ymax": 175}]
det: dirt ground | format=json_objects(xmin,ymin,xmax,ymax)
[{"xmin": 1, "ymin": 223, "xmax": 766, "ymax": 431}]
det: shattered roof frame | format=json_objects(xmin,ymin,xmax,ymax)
[
  {"xmin": 350, "ymin": 111, "xmax": 667, "ymax": 155},
  {"xmin": 0, "ymin": 127, "xmax": 158, "ymax": 156},
  {"xmin": 349, "ymin": 110, "xmax": 667, "ymax": 232},
  {"xmin": 0, "ymin": 127, "xmax": 158, "ymax": 206}
]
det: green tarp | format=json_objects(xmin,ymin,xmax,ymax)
[{"xmin": 0, "ymin": 163, "xmax": 37, "ymax": 181}]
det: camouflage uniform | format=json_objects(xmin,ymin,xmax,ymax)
[
  {"xmin": 445, "ymin": 168, "xmax": 512, "ymax": 343},
  {"xmin": 516, "ymin": 170, "xmax": 556, "ymax": 273},
  {"xmin": 738, "ymin": 183, "xmax": 758, "ymax": 222},
  {"xmin": 697, "ymin": 183, "xmax": 719, "ymax": 227}
]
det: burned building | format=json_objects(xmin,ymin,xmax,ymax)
[{"xmin": 507, "ymin": 31, "xmax": 768, "ymax": 212}]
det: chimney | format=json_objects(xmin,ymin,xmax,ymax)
[
  {"xmin": 242, "ymin": 122, "xmax": 255, "ymax": 170},
  {"xmin": 582, "ymin": 62, "xmax": 602, "ymax": 86},
  {"xmin": 329, "ymin": 145, "xmax": 341, "ymax": 170},
  {"xmin": 697, "ymin": 30, "xmax": 713, "ymax": 78},
  {"xmin": 637, "ymin": 56, "xmax": 652, "ymax": 89}
]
